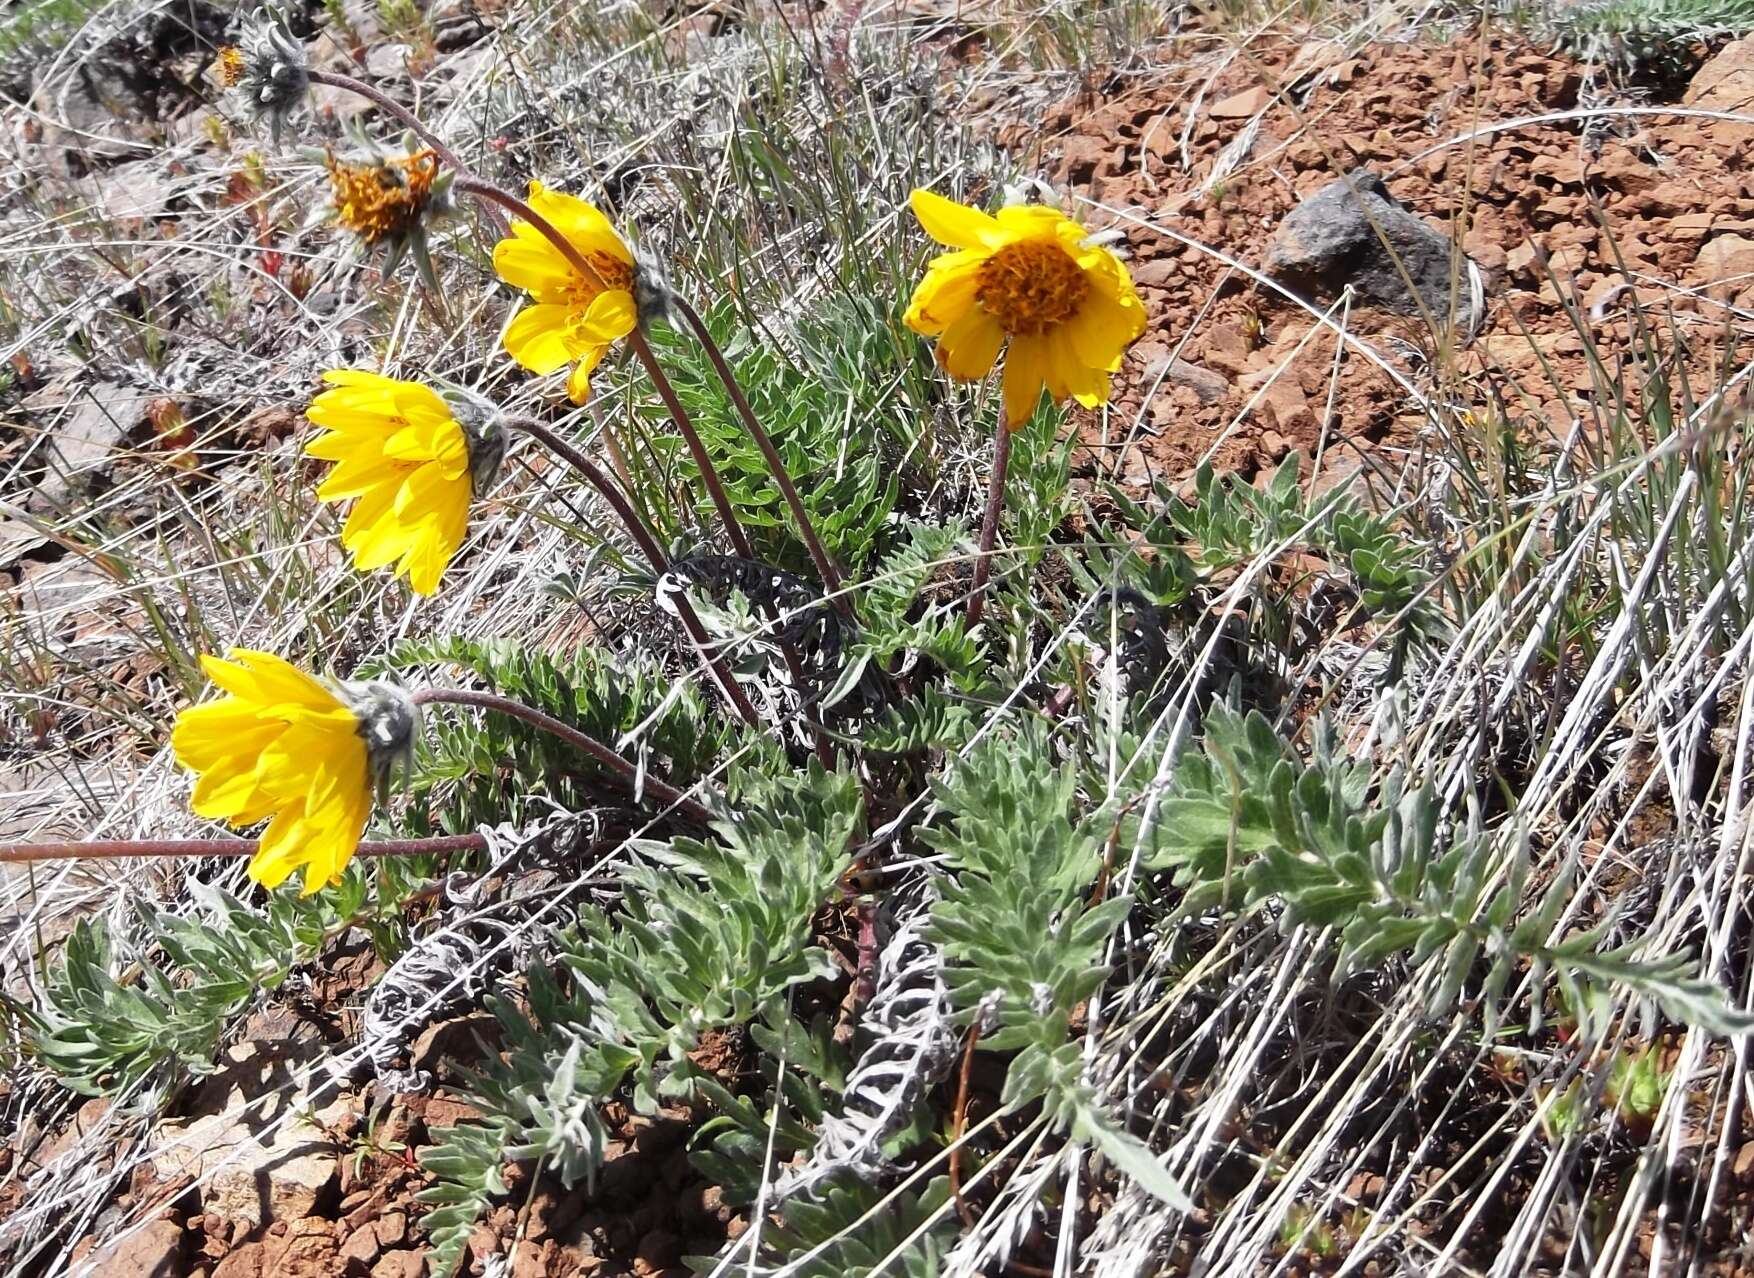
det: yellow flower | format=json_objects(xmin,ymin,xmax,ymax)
[
  {"xmin": 493, "ymin": 181, "xmax": 638, "ymax": 404},
  {"xmin": 171, "ymin": 649, "xmax": 374, "ymax": 895},
  {"xmin": 305, "ymin": 370, "xmax": 482, "ymax": 596},
  {"xmin": 903, "ymin": 188, "xmax": 1147, "ymax": 429}
]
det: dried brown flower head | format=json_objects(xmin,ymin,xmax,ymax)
[
  {"xmin": 325, "ymin": 148, "xmax": 439, "ymax": 244},
  {"xmin": 307, "ymin": 130, "xmax": 458, "ymax": 288}
]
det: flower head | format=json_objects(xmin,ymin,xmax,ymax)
[
  {"xmin": 492, "ymin": 182, "xmax": 641, "ymax": 404},
  {"xmin": 172, "ymin": 650, "xmax": 419, "ymax": 894},
  {"xmin": 311, "ymin": 130, "xmax": 458, "ymax": 288},
  {"xmin": 903, "ymin": 187, "xmax": 1147, "ymax": 429},
  {"xmin": 227, "ymin": 8, "xmax": 311, "ymax": 142},
  {"xmin": 214, "ymin": 45, "xmax": 247, "ymax": 88},
  {"xmin": 305, "ymin": 370, "xmax": 505, "ymax": 595}
]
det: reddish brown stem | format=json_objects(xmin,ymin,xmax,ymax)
[
  {"xmin": 510, "ymin": 418, "xmax": 764, "ymax": 730},
  {"xmin": 966, "ymin": 409, "xmax": 1012, "ymax": 627},
  {"xmin": 511, "ymin": 418, "xmax": 667, "ymax": 567},
  {"xmin": 0, "ymin": 833, "xmax": 487, "ymax": 865},
  {"xmin": 950, "ymin": 1019, "xmax": 983, "ymax": 1227},
  {"xmin": 414, "ymin": 687, "xmax": 716, "ymax": 822},
  {"xmin": 672, "ymin": 294, "xmax": 848, "ymax": 614},
  {"xmin": 304, "ymin": 68, "xmax": 506, "ymax": 236}
]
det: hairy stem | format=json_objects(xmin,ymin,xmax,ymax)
[
  {"xmin": 509, "ymin": 416, "xmax": 764, "ymax": 730},
  {"xmin": 0, "ymin": 833, "xmax": 487, "ymax": 865},
  {"xmin": 511, "ymin": 418, "xmax": 668, "ymax": 566},
  {"xmin": 414, "ymin": 687, "xmax": 718, "ymax": 822},
  {"xmin": 673, "ymin": 295, "xmax": 849, "ymax": 613},
  {"xmin": 966, "ymin": 408, "xmax": 1012, "ymax": 626}
]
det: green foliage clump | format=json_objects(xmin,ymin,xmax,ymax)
[
  {"xmin": 1553, "ymin": 0, "xmax": 1754, "ymax": 79},
  {"xmin": 647, "ymin": 299, "xmax": 905, "ymax": 574},
  {"xmin": 416, "ymin": 763, "xmax": 861, "ymax": 1275},
  {"xmin": 923, "ymin": 724, "xmax": 1193, "ymax": 1209},
  {"xmin": 1141, "ymin": 707, "xmax": 1753, "ymax": 1036},
  {"xmin": 15, "ymin": 873, "xmax": 402, "ymax": 1099},
  {"xmin": 1078, "ymin": 455, "xmax": 1445, "ymax": 668},
  {"xmin": 760, "ymin": 1174, "xmax": 958, "ymax": 1278}
]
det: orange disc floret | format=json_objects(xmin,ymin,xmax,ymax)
[{"xmin": 325, "ymin": 148, "xmax": 440, "ymax": 244}]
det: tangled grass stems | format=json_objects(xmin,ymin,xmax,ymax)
[{"xmin": 18, "ymin": 8, "xmax": 1754, "ymax": 1274}]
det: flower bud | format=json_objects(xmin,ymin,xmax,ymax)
[
  {"xmin": 632, "ymin": 246, "xmax": 677, "ymax": 333},
  {"xmin": 444, "ymin": 394, "xmax": 509, "ymax": 498},
  {"xmin": 228, "ymin": 8, "xmax": 311, "ymax": 143}
]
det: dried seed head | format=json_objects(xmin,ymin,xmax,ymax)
[
  {"xmin": 308, "ymin": 127, "xmax": 459, "ymax": 288},
  {"xmin": 326, "ymin": 148, "xmax": 439, "ymax": 242},
  {"xmin": 229, "ymin": 8, "xmax": 311, "ymax": 143},
  {"xmin": 214, "ymin": 45, "xmax": 247, "ymax": 87}
]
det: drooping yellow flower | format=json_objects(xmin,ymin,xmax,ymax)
[
  {"xmin": 305, "ymin": 370, "xmax": 487, "ymax": 596},
  {"xmin": 171, "ymin": 649, "xmax": 374, "ymax": 895},
  {"xmin": 493, "ymin": 181, "xmax": 639, "ymax": 404},
  {"xmin": 903, "ymin": 188, "xmax": 1147, "ymax": 429}
]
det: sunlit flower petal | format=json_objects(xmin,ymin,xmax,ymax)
[
  {"xmin": 305, "ymin": 370, "xmax": 488, "ymax": 596},
  {"xmin": 904, "ymin": 188, "xmax": 1147, "ymax": 429},
  {"xmin": 936, "ymin": 306, "xmax": 1005, "ymax": 380},
  {"xmin": 493, "ymin": 184, "xmax": 638, "ymax": 404},
  {"xmin": 911, "ymin": 188, "xmax": 1004, "ymax": 251},
  {"xmin": 1002, "ymin": 332, "xmax": 1049, "ymax": 428},
  {"xmin": 171, "ymin": 650, "xmax": 395, "ymax": 895}
]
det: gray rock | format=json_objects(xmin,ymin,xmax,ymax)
[
  {"xmin": 1265, "ymin": 169, "xmax": 1482, "ymax": 334},
  {"xmin": 20, "ymin": 379, "xmax": 139, "ymax": 512},
  {"xmin": 87, "ymin": 160, "xmax": 176, "ymax": 222},
  {"xmin": 1148, "ymin": 356, "xmax": 1229, "ymax": 405},
  {"xmin": 152, "ymin": 1044, "xmax": 346, "ymax": 1227}
]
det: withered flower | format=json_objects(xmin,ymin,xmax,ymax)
[{"xmin": 307, "ymin": 128, "xmax": 458, "ymax": 289}]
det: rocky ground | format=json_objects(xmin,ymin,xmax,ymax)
[
  {"xmin": 994, "ymin": 31, "xmax": 1754, "ymax": 489},
  {"xmin": 8, "ymin": 4, "xmax": 1754, "ymax": 1276}
]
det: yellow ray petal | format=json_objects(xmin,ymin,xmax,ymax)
[
  {"xmin": 493, "ymin": 230, "xmax": 577, "ymax": 302},
  {"xmin": 503, "ymin": 304, "xmax": 581, "ymax": 375},
  {"xmin": 935, "ymin": 306, "xmax": 1005, "ymax": 380},
  {"xmin": 904, "ymin": 255, "xmax": 983, "ymax": 336},
  {"xmin": 1002, "ymin": 333, "xmax": 1048, "ymax": 429},
  {"xmin": 526, "ymin": 185, "xmax": 633, "ymax": 264},
  {"xmin": 1066, "ymin": 289, "xmax": 1146, "ymax": 373},
  {"xmin": 574, "ymin": 289, "xmax": 638, "ymax": 344},
  {"xmin": 910, "ymin": 188, "xmax": 1004, "ymax": 251}
]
